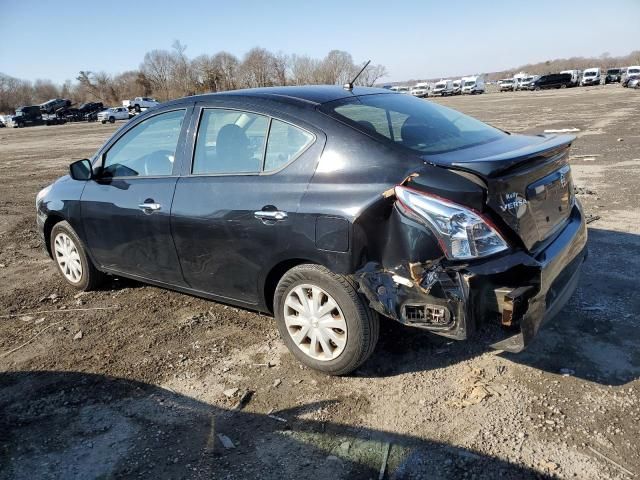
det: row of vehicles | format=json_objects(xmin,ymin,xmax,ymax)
[
  {"xmin": 499, "ymin": 66, "xmax": 640, "ymax": 91},
  {"xmin": 390, "ymin": 76, "xmax": 486, "ymax": 98},
  {"xmin": 2, "ymin": 96, "xmax": 160, "ymax": 128}
]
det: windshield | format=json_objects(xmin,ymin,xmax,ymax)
[
  {"xmin": 585, "ymin": 71, "xmax": 596, "ymax": 77},
  {"xmin": 435, "ymin": 83, "xmax": 445, "ymax": 88},
  {"xmin": 322, "ymin": 93, "xmax": 505, "ymax": 155},
  {"xmin": 629, "ymin": 68, "xmax": 640, "ymax": 75},
  {"xmin": 464, "ymin": 81, "xmax": 475, "ymax": 86},
  {"xmin": 607, "ymin": 69, "xmax": 620, "ymax": 74},
  {"xmin": 523, "ymin": 77, "xmax": 533, "ymax": 82},
  {"xmin": 503, "ymin": 80, "xmax": 513, "ymax": 84}
]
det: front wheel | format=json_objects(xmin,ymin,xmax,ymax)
[
  {"xmin": 135, "ymin": 105, "xmax": 141, "ymax": 112},
  {"xmin": 50, "ymin": 221, "xmax": 105, "ymax": 291},
  {"xmin": 274, "ymin": 264, "xmax": 379, "ymax": 375},
  {"xmin": 108, "ymin": 116, "xmax": 115, "ymax": 123}
]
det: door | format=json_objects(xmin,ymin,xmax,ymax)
[
  {"xmin": 171, "ymin": 106, "xmax": 320, "ymax": 303},
  {"xmin": 81, "ymin": 107, "xmax": 191, "ymax": 284}
]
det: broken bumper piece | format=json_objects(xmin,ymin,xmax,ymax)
[{"xmin": 356, "ymin": 204, "xmax": 588, "ymax": 352}]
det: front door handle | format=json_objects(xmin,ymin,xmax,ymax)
[
  {"xmin": 254, "ymin": 210, "xmax": 287, "ymax": 221},
  {"xmin": 138, "ymin": 202, "xmax": 162, "ymax": 214}
]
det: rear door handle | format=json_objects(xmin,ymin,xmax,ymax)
[
  {"xmin": 138, "ymin": 202, "xmax": 162, "ymax": 213},
  {"xmin": 254, "ymin": 210, "xmax": 287, "ymax": 221}
]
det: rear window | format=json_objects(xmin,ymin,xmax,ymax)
[{"xmin": 323, "ymin": 93, "xmax": 505, "ymax": 155}]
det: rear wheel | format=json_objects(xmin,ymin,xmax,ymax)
[
  {"xmin": 50, "ymin": 221, "xmax": 104, "ymax": 291},
  {"xmin": 274, "ymin": 264, "xmax": 379, "ymax": 375},
  {"xmin": 109, "ymin": 116, "xmax": 115, "ymax": 123}
]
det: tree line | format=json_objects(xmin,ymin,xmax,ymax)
[{"xmin": 0, "ymin": 42, "xmax": 387, "ymax": 113}]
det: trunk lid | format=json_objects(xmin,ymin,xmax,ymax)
[{"xmin": 424, "ymin": 134, "xmax": 575, "ymax": 251}]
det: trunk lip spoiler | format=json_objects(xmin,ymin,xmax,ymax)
[{"xmin": 422, "ymin": 133, "xmax": 575, "ymax": 179}]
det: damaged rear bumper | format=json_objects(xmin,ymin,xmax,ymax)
[{"xmin": 356, "ymin": 203, "xmax": 588, "ymax": 352}]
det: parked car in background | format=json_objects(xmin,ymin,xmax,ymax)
[
  {"xmin": 519, "ymin": 76, "xmax": 538, "ymax": 91},
  {"xmin": 581, "ymin": 68, "xmax": 601, "ymax": 86},
  {"xmin": 531, "ymin": 73, "xmax": 573, "ymax": 90},
  {"xmin": 560, "ymin": 70, "xmax": 582, "ymax": 87},
  {"xmin": 410, "ymin": 83, "xmax": 430, "ymax": 98},
  {"xmin": 40, "ymin": 99, "xmax": 71, "ymax": 114},
  {"xmin": 622, "ymin": 66, "xmax": 640, "ymax": 87},
  {"xmin": 432, "ymin": 79, "xmax": 454, "ymax": 96},
  {"xmin": 97, "ymin": 107, "xmax": 131, "ymax": 124},
  {"xmin": 461, "ymin": 76, "xmax": 485, "ymax": 94},
  {"xmin": 452, "ymin": 80, "xmax": 462, "ymax": 95},
  {"xmin": 36, "ymin": 85, "xmax": 587, "ymax": 375},
  {"xmin": 605, "ymin": 68, "xmax": 622, "ymax": 84},
  {"xmin": 513, "ymin": 72, "xmax": 529, "ymax": 90},
  {"xmin": 499, "ymin": 79, "xmax": 516, "ymax": 91},
  {"xmin": 122, "ymin": 97, "xmax": 159, "ymax": 112},
  {"xmin": 390, "ymin": 86, "xmax": 411, "ymax": 94},
  {"xmin": 7, "ymin": 105, "xmax": 43, "ymax": 127},
  {"xmin": 629, "ymin": 78, "xmax": 640, "ymax": 89}
]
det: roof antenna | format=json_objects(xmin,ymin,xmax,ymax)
[{"xmin": 344, "ymin": 60, "xmax": 371, "ymax": 90}]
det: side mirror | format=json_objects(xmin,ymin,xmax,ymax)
[{"xmin": 69, "ymin": 159, "xmax": 93, "ymax": 181}]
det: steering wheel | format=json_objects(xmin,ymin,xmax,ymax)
[{"xmin": 141, "ymin": 150, "xmax": 174, "ymax": 176}]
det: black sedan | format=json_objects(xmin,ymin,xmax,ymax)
[{"xmin": 36, "ymin": 86, "xmax": 587, "ymax": 375}]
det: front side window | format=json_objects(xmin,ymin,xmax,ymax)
[
  {"xmin": 193, "ymin": 109, "xmax": 269, "ymax": 174},
  {"xmin": 102, "ymin": 109, "xmax": 185, "ymax": 178},
  {"xmin": 264, "ymin": 120, "xmax": 314, "ymax": 171},
  {"xmin": 323, "ymin": 93, "xmax": 505, "ymax": 155}
]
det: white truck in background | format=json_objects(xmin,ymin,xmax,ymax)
[
  {"xmin": 461, "ymin": 75, "xmax": 485, "ymax": 94},
  {"xmin": 432, "ymin": 79, "xmax": 454, "ymax": 96},
  {"xmin": 410, "ymin": 82, "xmax": 430, "ymax": 98},
  {"xmin": 452, "ymin": 79, "xmax": 462, "ymax": 95},
  {"xmin": 122, "ymin": 97, "xmax": 159, "ymax": 112},
  {"xmin": 560, "ymin": 70, "xmax": 582, "ymax": 87},
  {"xmin": 581, "ymin": 68, "xmax": 601, "ymax": 86}
]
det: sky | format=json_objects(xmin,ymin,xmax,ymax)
[{"xmin": 1, "ymin": 0, "xmax": 639, "ymax": 84}]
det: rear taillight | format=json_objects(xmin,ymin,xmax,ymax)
[{"xmin": 395, "ymin": 186, "xmax": 509, "ymax": 260}]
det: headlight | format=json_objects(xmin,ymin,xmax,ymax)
[
  {"xmin": 36, "ymin": 184, "xmax": 52, "ymax": 206},
  {"xmin": 395, "ymin": 186, "xmax": 509, "ymax": 260}
]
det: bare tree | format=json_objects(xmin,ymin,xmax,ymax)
[
  {"xmin": 289, "ymin": 54, "xmax": 321, "ymax": 85},
  {"xmin": 240, "ymin": 47, "xmax": 277, "ymax": 88},
  {"xmin": 356, "ymin": 63, "xmax": 388, "ymax": 86},
  {"xmin": 141, "ymin": 49, "xmax": 174, "ymax": 100},
  {"xmin": 212, "ymin": 52, "xmax": 240, "ymax": 91},
  {"xmin": 318, "ymin": 50, "xmax": 354, "ymax": 85}
]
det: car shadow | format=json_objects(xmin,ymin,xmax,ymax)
[
  {"xmin": 0, "ymin": 370, "xmax": 553, "ymax": 480},
  {"xmin": 357, "ymin": 227, "xmax": 640, "ymax": 387}
]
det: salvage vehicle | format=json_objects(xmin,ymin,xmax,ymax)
[
  {"xmin": 622, "ymin": 66, "xmax": 640, "ymax": 87},
  {"xmin": 123, "ymin": 96, "xmax": 159, "ymax": 112},
  {"xmin": 432, "ymin": 80, "xmax": 454, "ymax": 96},
  {"xmin": 97, "ymin": 107, "xmax": 131, "ymax": 124},
  {"xmin": 36, "ymin": 86, "xmax": 588, "ymax": 375},
  {"xmin": 531, "ymin": 73, "xmax": 573, "ymax": 90},
  {"xmin": 40, "ymin": 98, "xmax": 71, "ymax": 114},
  {"xmin": 410, "ymin": 83, "xmax": 430, "ymax": 98},
  {"xmin": 605, "ymin": 68, "xmax": 622, "ymax": 84},
  {"xmin": 499, "ymin": 79, "xmax": 515, "ymax": 91},
  {"xmin": 560, "ymin": 70, "xmax": 582, "ymax": 87},
  {"xmin": 452, "ymin": 80, "xmax": 462, "ymax": 95},
  {"xmin": 518, "ymin": 76, "xmax": 538, "ymax": 91},
  {"xmin": 581, "ymin": 68, "xmax": 601, "ymax": 86},
  {"xmin": 390, "ymin": 86, "xmax": 410, "ymax": 94},
  {"xmin": 461, "ymin": 76, "xmax": 485, "ymax": 94}
]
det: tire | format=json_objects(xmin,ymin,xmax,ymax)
[
  {"xmin": 274, "ymin": 264, "xmax": 379, "ymax": 375},
  {"xmin": 134, "ymin": 104, "xmax": 141, "ymax": 112},
  {"xmin": 50, "ymin": 221, "xmax": 105, "ymax": 291},
  {"xmin": 108, "ymin": 116, "xmax": 115, "ymax": 124},
  {"xmin": 101, "ymin": 120, "xmax": 106, "ymax": 124}
]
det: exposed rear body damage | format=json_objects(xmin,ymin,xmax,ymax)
[{"xmin": 353, "ymin": 133, "xmax": 587, "ymax": 351}]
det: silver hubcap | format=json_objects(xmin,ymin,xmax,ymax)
[
  {"xmin": 284, "ymin": 284, "xmax": 347, "ymax": 361},
  {"xmin": 54, "ymin": 233, "xmax": 83, "ymax": 283}
]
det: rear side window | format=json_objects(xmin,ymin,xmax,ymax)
[
  {"xmin": 324, "ymin": 94, "xmax": 505, "ymax": 155},
  {"xmin": 264, "ymin": 120, "xmax": 314, "ymax": 171},
  {"xmin": 103, "ymin": 109, "xmax": 185, "ymax": 177},
  {"xmin": 193, "ymin": 109, "xmax": 269, "ymax": 174}
]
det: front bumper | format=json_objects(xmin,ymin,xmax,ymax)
[{"xmin": 357, "ymin": 202, "xmax": 588, "ymax": 352}]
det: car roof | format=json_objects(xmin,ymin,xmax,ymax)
[{"xmin": 165, "ymin": 85, "xmax": 394, "ymax": 108}]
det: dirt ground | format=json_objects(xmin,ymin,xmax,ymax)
[{"xmin": 1, "ymin": 85, "xmax": 639, "ymax": 480}]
